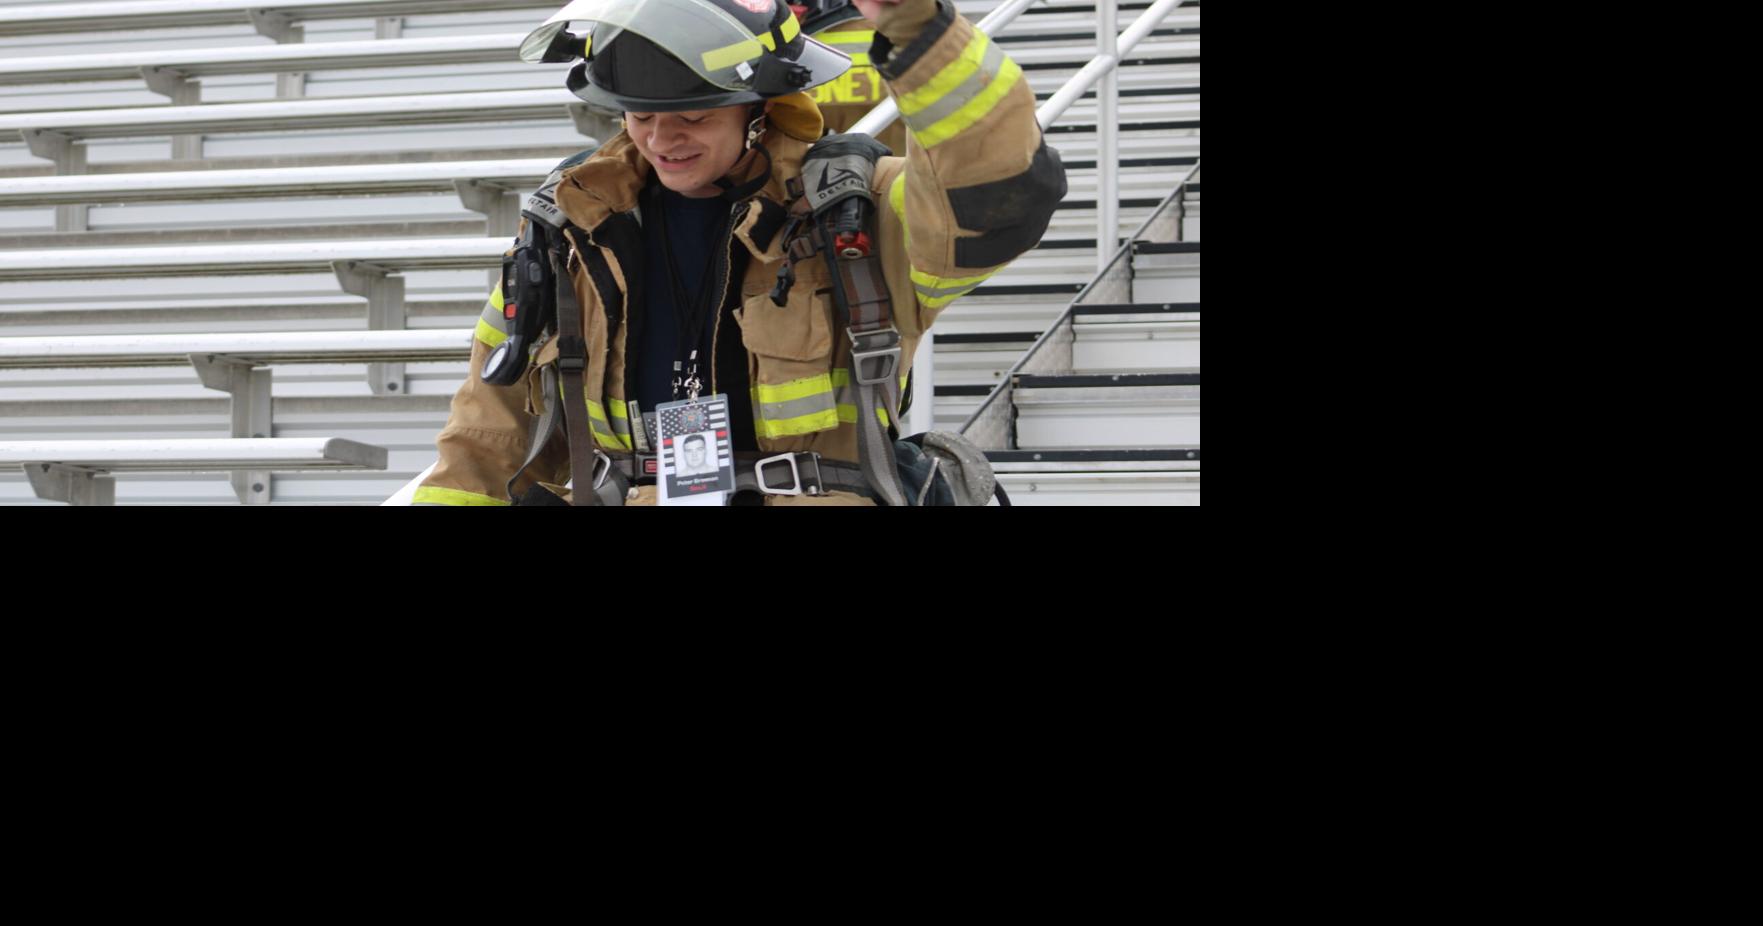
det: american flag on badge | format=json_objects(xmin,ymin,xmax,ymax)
[{"xmin": 657, "ymin": 396, "xmax": 734, "ymax": 493}]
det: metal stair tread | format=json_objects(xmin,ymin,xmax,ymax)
[
  {"xmin": 1073, "ymin": 302, "xmax": 1199, "ymax": 317},
  {"xmin": 1016, "ymin": 373, "xmax": 1200, "ymax": 389},
  {"xmin": 1133, "ymin": 241, "xmax": 1202, "ymax": 255}
]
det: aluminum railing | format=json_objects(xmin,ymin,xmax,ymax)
[
  {"xmin": 0, "ymin": 0, "xmax": 547, "ymax": 36},
  {"xmin": 853, "ymin": 0, "xmax": 1189, "ymax": 436},
  {"xmin": 960, "ymin": 157, "xmax": 1199, "ymax": 450}
]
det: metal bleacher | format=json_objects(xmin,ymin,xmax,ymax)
[{"xmin": 0, "ymin": 0, "xmax": 1199, "ymax": 505}]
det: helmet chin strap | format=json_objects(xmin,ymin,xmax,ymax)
[{"xmin": 713, "ymin": 102, "xmax": 773, "ymax": 202}]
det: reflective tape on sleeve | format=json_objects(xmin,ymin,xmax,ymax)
[
  {"xmin": 413, "ymin": 486, "xmax": 510, "ymax": 506},
  {"xmin": 752, "ymin": 372, "xmax": 839, "ymax": 438},
  {"xmin": 910, "ymin": 266, "xmax": 997, "ymax": 309},
  {"xmin": 476, "ymin": 284, "xmax": 510, "ymax": 347},
  {"xmin": 586, "ymin": 398, "xmax": 632, "ymax": 451},
  {"xmin": 897, "ymin": 30, "xmax": 1021, "ymax": 148},
  {"xmin": 819, "ymin": 29, "xmax": 874, "ymax": 46}
]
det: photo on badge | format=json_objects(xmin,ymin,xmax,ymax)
[{"xmin": 655, "ymin": 394, "xmax": 735, "ymax": 505}]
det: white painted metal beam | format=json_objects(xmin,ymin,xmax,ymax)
[
  {"xmin": 0, "ymin": 159, "xmax": 554, "ymax": 207},
  {"xmin": 0, "ymin": 330, "xmax": 473, "ymax": 369},
  {"xmin": 0, "ymin": 237, "xmax": 505, "ymax": 281},
  {"xmin": 0, "ymin": 0, "xmax": 551, "ymax": 36},
  {"xmin": 0, "ymin": 89, "xmax": 585, "ymax": 143},
  {"xmin": 1, "ymin": 438, "xmax": 388, "ymax": 472},
  {"xmin": 0, "ymin": 34, "xmax": 531, "ymax": 86}
]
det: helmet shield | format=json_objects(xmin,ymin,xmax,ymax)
[{"xmin": 522, "ymin": 0, "xmax": 849, "ymax": 98}]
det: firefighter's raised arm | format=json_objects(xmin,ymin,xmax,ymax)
[{"xmin": 864, "ymin": 0, "xmax": 1068, "ymax": 334}]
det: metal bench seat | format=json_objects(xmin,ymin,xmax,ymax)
[
  {"xmin": 0, "ymin": 159, "xmax": 555, "ymax": 207},
  {"xmin": 0, "ymin": 0, "xmax": 549, "ymax": 36},
  {"xmin": 0, "ymin": 329, "xmax": 471, "ymax": 369},
  {"xmin": 0, "ymin": 89, "xmax": 586, "ymax": 147},
  {"xmin": 0, "ymin": 237, "xmax": 504, "ymax": 281},
  {"xmin": 0, "ymin": 34, "xmax": 532, "ymax": 86},
  {"xmin": 3, "ymin": 437, "xmax": 389, "ymax": 504}
]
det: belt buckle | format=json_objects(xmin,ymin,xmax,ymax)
[
  {"xmin": 755, "ymin": 452, "xmax": 825, "ymax": 497},
  {"xmin": 848, "ymin": 327, "xmax": 901, "ymax": 387},
  {"xmin": 592, "ymin": 450, "xmax": 613, "ymax": 490}
]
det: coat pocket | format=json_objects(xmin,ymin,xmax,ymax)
[
  {"xmin": 737, "ymin": 257, "xmax": 834, "ymax": 362},
  {"xmin": 739, "ymin": 261, "xmax": 840, "ymax": 442}
]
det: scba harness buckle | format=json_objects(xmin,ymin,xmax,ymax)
[
  {"xmin": 755, "ymin": 451, "xmax": 825, "ymax": 497},
  {"xmin": 849, "ymin": 327, "xmax": 902, "ymax": 387}
]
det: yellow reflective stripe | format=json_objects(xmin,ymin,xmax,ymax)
[
  {"xmin": 912, "ymin": 266, "xmax": 994, "ymax": 290},
  {"xmin": 835, "ymin": 402, "xmax": 888, "ymax": 428},
  {"xmin": 820, "ymin": 29, "xmax": 874, "ymax": 45},
  {"xmin": 846, "ymin": 52, "xmax": 871, "ymax": 66},
  {"xmin": 586, "ymin": 398, "xmax": 632, "ymax": 450},
  {"xmin": 888, "ymin": 172, "xmax": 910, "ymax": 254},
  {"xmin": 912, "ymin": 57, "xmax": 1021, "ymax": 148},
  {"xmin": 897, "ymin": 30, "xmax": 990, "ymax": 116},
  {"xmin": 754, "ymin": 406, "xmax": 841, "ymax": 438},
  {"xmin": 752, "ymin": 372, "xmax": 838, "ymax": 438},
  {"xmin": 477, "ymin": 283, "xmax": 511, "ymax": 346},
  {"xmin": 413, "ymin": 486, "xmax": 509, "ymax": 506},
  {"xmin": 703, "ymin": 39, "xmax": 762, "ymax": 72},
  {"xmin": 702, "ymin": 14, "xmax": 802, "ymax": 72},
  {"xmin": 909, "ymin": 264, "xmax": 998, "ymax": 309},
  {"xmin": 475, "ymin": 318, "xmax": 507, "ymax": 348},
  {"xmin": 754, "ymin": 372, "xmax": 834, "ymax": 405}
]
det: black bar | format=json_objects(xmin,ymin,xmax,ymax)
[
  {"xmin": 986, "ymin": 448, "xmax": 1202, "ymax": 463},
  {"xmin": 1017, "ymin": 373, "xmax": 1200, "ymax": 388}
]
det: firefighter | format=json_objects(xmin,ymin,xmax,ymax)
[
  {"xmin": 795, "ymin": 0, "xmax": 908, "ymax": 155},
  {"xmin": 415, "ymin": 0, "xmax": 1065, "ymax": 505}
]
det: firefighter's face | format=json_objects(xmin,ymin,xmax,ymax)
[{"xmin": 626, "ymin": 105, "xmax": 755, "ymax": 198}]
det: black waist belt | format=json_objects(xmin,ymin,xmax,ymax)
[{"xmin": 608, "ymin": 450, "xmax": 875, "ymax": 502}]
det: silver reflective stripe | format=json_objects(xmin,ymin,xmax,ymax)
[
  {"xmin": 912, "ymin": 278, "xmax": 984, "ymax": 300},
  {"xmin": 903, "ymin": 37, "xmax": 1008, "ymax": 132},
  {"xmin": 758, "ymin": 389, "xmax": 837, "ymax": 424},
  {"xmin": 479, "ymin": 285, "xmax": 510, "ymax": 335}
]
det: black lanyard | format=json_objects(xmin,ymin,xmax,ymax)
[{"xmin": 648, "ymin": 184, "xmax": 730, "ymax": 402}]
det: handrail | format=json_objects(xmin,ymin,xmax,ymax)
[
  {"xmin": 856, "ymin": 0, "xmax": 1190, "ymax": 448},
  {"xmin": 854, "ymin": 0, "xmax": 1184, "ymax": 136},
  {"xmin": 1034, "ymin": 0, "xmax": 1182, "ymax": 128},
  {"xmin": 959, "ymin": 157, "xmax": 1199, "ymax": 448},
  {"xmin": 0, "ymin": 0, "xmax": 544, "ymax": 36},
  {"xmin": 849, "ymin": 0, "xmax": 1045, "ymax": 137}
]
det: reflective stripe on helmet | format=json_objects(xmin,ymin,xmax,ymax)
[{"xmin": 700, "ymin": 10, "xmax": 802, "ymax": 72}]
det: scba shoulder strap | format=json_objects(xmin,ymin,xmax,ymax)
[
  {"xmin": 776, "ymin": 133, "xmax": 914, "ymax": 507},
  {"xmin": 490, "ymin": 154, "xmax": 610, "ymax": 505}
]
